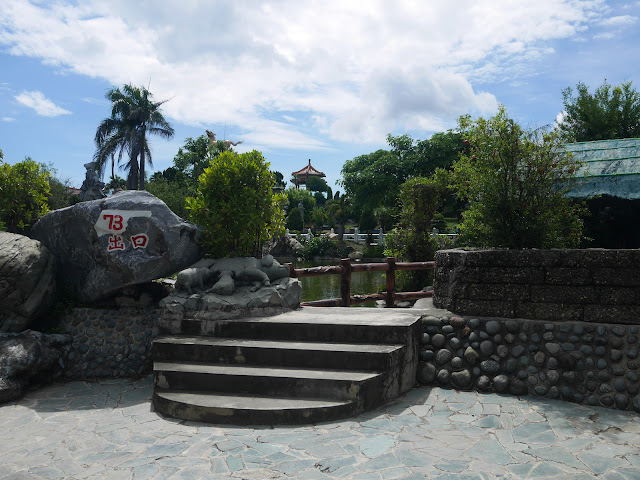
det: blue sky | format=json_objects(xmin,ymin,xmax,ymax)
[{"xmin": 1, "ymin": 0, "xmax": 639, "ymax": 190}]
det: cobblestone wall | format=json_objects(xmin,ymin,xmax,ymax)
[
  {"xmin": 433, "ymin": 249, "xmax": 640, "ymax": 323},
  {"xmin": 59, "ymin": 308, "xmax": 160, "ymax": 379},
  {"xmin": 417, "ymin": 313, "xmax": 640, "ymax": 412}
]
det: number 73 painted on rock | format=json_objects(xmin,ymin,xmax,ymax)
[{"xmin": 94, "ymin": 209, "xmax": 152, "ymax": 252}]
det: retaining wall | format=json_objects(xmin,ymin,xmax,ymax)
[
  {"xmin": 433, "ymin": 249, "xmax": 640, "ymax": 323},
  {"xmin": 417, "ymin": 312, "xmax": 640, "ymax": 412},
  {"xmin": 59, "ymin": 307, "xmax": 160, "ymax": 379}
]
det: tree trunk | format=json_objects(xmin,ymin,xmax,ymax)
[{"xmin": 139, "ymin": 126, "xmax": 146, "ymax": 190}]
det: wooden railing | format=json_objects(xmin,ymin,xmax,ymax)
[{"xmin": 288, "ymin": 257, "xmax": 435, "ymax": 307}]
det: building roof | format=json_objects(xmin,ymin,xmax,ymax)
[
  {"xmin": 291, "ymin": 160, "xmax": 326, "ymax": 178},
  {"xmin": 564, "ymin": 138, "xmax": 640, "ymax": 199}
]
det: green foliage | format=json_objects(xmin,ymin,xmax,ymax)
[
  {"xmin": 384, "ymin": 177, "xmax": 441, "ymax": 291},
  {"xmin": 172, "ymin": 135, "xmax": 211, "ymax": 181},
  {"xmin": 285, "ymin": 186, "xmax": 316, "ymax": 224},
  {"xmin": 286, "ymin": 206, "xmax": 304, "ymax": 231},
  {"xmin": 340, "ymin": 131, "xmax": 463, "ymax": 218},
  {"xmin": 0, "ymin": 157, "xmax": 51, "ymax": 234},
  {"xmin": 186, "ymin": 150, "xmax": 285, "ymax": 257},
  {"xmin": 146, "ymin": 175, "xmax": 195, "ymax": 219},
  {"xmin": 559, "ymin": 80, "xmax": 640, "ymax": 142},
  {"xmin": 105, "ymin": 174, "xmax": 127, "ymax": 195},
  {"xmin": 451, "ymin": 106, "xmax": 585, "ymax": 249},
  {"xmin": 94, "ymin": 84, "xmax": 174, "ymax": 190},
  {"xmin": 310, "ymin": 207, "xmax": 326, "ymax": 229},
  {"xmin": 305, "ymin": 176, "xmax": 328, "ymax": 193},
  {"xmin": 432, "ymin": 212, "xmax": 448, "ymax": 233},
  {"xmin": 301, "ymin": 236, "xmax": 345, "ymax": 259},
  {"xmin": 325, "ymin": 194, "xmax": 352, "ymax": 243},
  {"xmin": 362, "ymin": 243, "xmax": 385, "ymax": 259}
]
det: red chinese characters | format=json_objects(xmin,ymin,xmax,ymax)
[
  {"xmin": 131, "ymin": 234, "xmax": 149, "ymax": 249},
  {"xmin": 107, "ymin": 235, "xmax": 125, "ymax": 251}
]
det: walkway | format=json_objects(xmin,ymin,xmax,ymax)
[{"xmin": 1, "ymin": 376, "xmax": 639, "ymax": 479}]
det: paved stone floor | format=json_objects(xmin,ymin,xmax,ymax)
[{"xmin": 1, "ymin": 377, "xmax": 639, "ymax": 479}]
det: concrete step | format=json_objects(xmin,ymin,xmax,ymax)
[
  {"xmin": 153, "ymin": 336, "xmax": 405, "ymax": 370},
  {"xmin": 153, "ymin": 390, "xmax": 356, "ymax": 425},
  {"xmin": 154, "ymin": 361, "xmax": 384, "ymax": 410},
  {"xmin": 159, "ymin": 307, "xmax": 420, "ymax": 344}
]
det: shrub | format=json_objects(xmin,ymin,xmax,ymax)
[
  {"xmin": 301, "ymin": 236, "xmax": 345, "ymax": 259},
  {"xmin": 0, "ymin": 157, "xmax": 51, "ymax": 234},
  {"xmin": 384, "ymin": 177, "xmax": 440, "ymax": 291},
  {"xmin": 286, "ymin": 207, "xmax": 304, "ymax": 231},
  {"xmin": 451, "ymin": 107, "xmax": 585, "ymax": 248},
  {"xmin": 186, "ymin": 150, "xmax": 285, "ymax": 257}
]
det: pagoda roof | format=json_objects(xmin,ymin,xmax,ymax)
[
  {"xmin": 564, "ymin": 138, "xmax": 640, "ymax": 199},
  {"xmin": 291, "ymin": 159, "xmax": 325, "ymax": 177}
]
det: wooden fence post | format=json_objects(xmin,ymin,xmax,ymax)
[
  {"xmin": 385, "ymin": 257, "xmax": 396, "ymax": 308},
  {"xmin": 341, "ymin": 258, "xmax": 351, "ymax": 307}
]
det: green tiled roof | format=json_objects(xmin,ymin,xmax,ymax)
[{"xmin": 564, "ymin": 138, "xmax": 640, "ymax": 199}]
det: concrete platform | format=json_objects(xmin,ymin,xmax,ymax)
[{"xmin": 2, "ymin": 376, "xmax": 639, "ymax": 479}]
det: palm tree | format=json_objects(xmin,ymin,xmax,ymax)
[{"xmin": 94, "ymin": 84, "xmax": 174, "ymax": 190}]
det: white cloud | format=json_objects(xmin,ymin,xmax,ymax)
[
  {"xmin": 0, "ymin": 0, "xmax": 609, "ymax": 144},
  {"xmin": 14, "ymin": 90, "xmax": 71, "ymax": 117},
  {"xmin": 1, "ymin": 116, "xmax": 15, "ymax": 122},
  {"xmin": 594, "ymin": 32, "xmax": 615, "ymax": 40},
  {"xmin": 600, "ymin": 15, "xmax": 637, "ymax": 26}
]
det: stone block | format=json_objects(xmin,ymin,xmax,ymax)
[
  {"xmin": 584, "ymin": 305, "xmax": 640, "ymax": 325},
  {"xmin": 530, "ymin": 285, "xmax": 599, "ymax": 304},
  {"xmin": 515, "ymin": 302, "xmax": 583, "ymax": 322}
]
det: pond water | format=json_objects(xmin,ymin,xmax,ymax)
[{"xmin": 284, "ymin": 259, "xmax": 386, "ymax": 305}]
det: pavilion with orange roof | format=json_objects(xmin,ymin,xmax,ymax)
[{"xmin": 290, "ymin": 159, "xmax": 326, "ymax": 189}]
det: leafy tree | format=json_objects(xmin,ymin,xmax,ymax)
[
  {"xmin": 305, "ymin": 176, "xmax": 329, "ymax": 193},
  {"xmin": 44, "ymin": 164, "xmax": 80, "ymax": 210},
  {"xmin": 325, "ymin": 194, "xmax": 352, "ymax": 244},
  {"xmin": 94, "ymin": 84, "xmax": 174, "ymax": 190},
  {"xmin": 384, "ymin": 177, "xmax": 441, "ymax": 291},
  {"xmin": 284, "ymin": 186, "xmax": 316, "ymax": 225},
  {"xmin": 172, "ymin": 135, "xmax": 211, "ymax": 181},
  {"xmin": 340, "ymin": 132, "xmax": 463, "ymax": 219},
  {"xmin": 285, "ymin": 206, "xmax": 304, "ymax": 231},
  {"xmin": 186, "ymin": 150, "xmax": 285, "ymax": 257},
  {"xmin": 104, "ymin": 175, "xmax": 127, "ymax": 195},
  {"xmin": 450, "ymin": 106, "xmax": 585, "ymax": 249},
  {"xmin": 559, "ymin": 80, "xmax": 640, "ymax": 142},
  {"xmin": 0, "ymin": 157, "xmax": 51, "ymax": 234}
]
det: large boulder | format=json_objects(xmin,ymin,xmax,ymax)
[
  {"xmin": 31, "ymin": 191, "xmax": 204, "ymax": 302},
  {"xmin": 262, "ymin": 235, "xmax": 303, "ymax": 258},
  {"xmin": 0, "ymin": 330, "xmax": 71, "ymax": 403},
  {"xmin": 0, "ymin": 232, "xmax": 56, "ymax": 332}
]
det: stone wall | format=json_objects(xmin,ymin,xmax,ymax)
[
  {"xmin": 417, "ymin": 312, "xmax": 640, "ymax": 412},
  {"xmin": 433, "ymin": 249, "xmax": 640, "ymax": 323},
  {"xmin": 59, "ymin": 307, "xmax": 160, "ymax": 379}
]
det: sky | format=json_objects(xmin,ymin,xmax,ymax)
[{"xmin": 0, "ymin": 0, "xmax": 639, "ymax": 190}]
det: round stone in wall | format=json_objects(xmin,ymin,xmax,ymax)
[
  {"xmin": 464, "ymin": 347, "xmax": 479, "ymax": 365},
  {"xmin": 486, "ymin": 321, "xmax": 501, "ymax": 335},
  {"xmin": 480, "ymin": 360, "xmax": 500, "ymax": 374},
  {"xmin": 476, "ymin": 375, "xmax": 490, "ymax": 391},
  {"xmin": 431, "ymin": 334, "xmax": 446, "ymax": 348},
  {"xmin": 451, "ymin": 369, "xmax": 472, "ymax": 389},
  {"xmin": 416, "ymin": 362, "xmax": 436, "ymax": 384},
  {"xmin": 437, "ymin": 369, "xmax": 450, "ymax": 385},
  {"xmin": 436, "ymin": 349, "xmax": 452, "ymax": 365}
]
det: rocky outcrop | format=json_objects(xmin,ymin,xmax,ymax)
[
  {"xmin": 0, "ymin": 232, "xmax": 56, "ymax": 332},
  {"xmin": 262, "ymin": 235, "xmax": 303, "ymax": 258},
  {"xmin": 31, "ymin": 191, "xmax": 204, "ymax": 302},
  {"xmin": 0, "ymin": 330, "xmax": 71, "ymax": 403}
]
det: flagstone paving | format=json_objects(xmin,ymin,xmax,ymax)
[{"xmin": 1, "ymin": 376, "xmax": 639, "ymax": 479}]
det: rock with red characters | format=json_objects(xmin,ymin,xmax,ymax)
[{"xmin": 31, "ymin": 190, "xmax": 204, "ymax": 302}]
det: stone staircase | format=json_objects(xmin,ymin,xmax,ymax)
[{"xmin": 152, "ymin": 307, "xmax": 421, "ymax": 425}]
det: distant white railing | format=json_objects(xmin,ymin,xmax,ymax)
[{"xmin": 286, "ymin": 229, "xmax": 457, "ymax": 246}]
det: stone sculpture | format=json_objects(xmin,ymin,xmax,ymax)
[
  {"xmin": 174, "ymin": 255, "xmax": 290, "ymax": 296},
  {"xmin": 31, "ymin": 190, "xmax": 204, "ymax": 302},
  {"xmin": 0, "ymin": 232, "xmax": 56, "ymax": 332},
  {"xmin": 79, "ymin": 161, "xmax": 106, "ymax": 201},
  {"xmin": 206, "ymin": 130, "xmax": 243, "ymax": 150}
]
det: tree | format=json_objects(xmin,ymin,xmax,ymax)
[
  {"xmin": 384, "ymin": 177, "xmax": 441, "ymax": 291},
  {"xmin": 450, "ymin": 106, "xmax": 585, "ymax": 249},
  {"xmin": 186, "ymin": 150, "xmax": 285, "ymax": 257},
  {"xmin": 0, "ymin": 157, "xmax": 50, "ymax": 234},
  {"xmin": 340, "ymin": 131, "xmax": 463, "ymax": 219},
  {"xmin": 325, "ymin": 193, "xmax": 352, "ymax": 244},
  {"xmin": 559, "ymin": 80, "xmax": 640, "ymax": 142},
  {"xmin": 94, "ymin": 84, "xmax": 174, "ymax": 190},
  {"xmin": 284, "ymin": 186, "xmax": 316, "ymax": 225}
]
